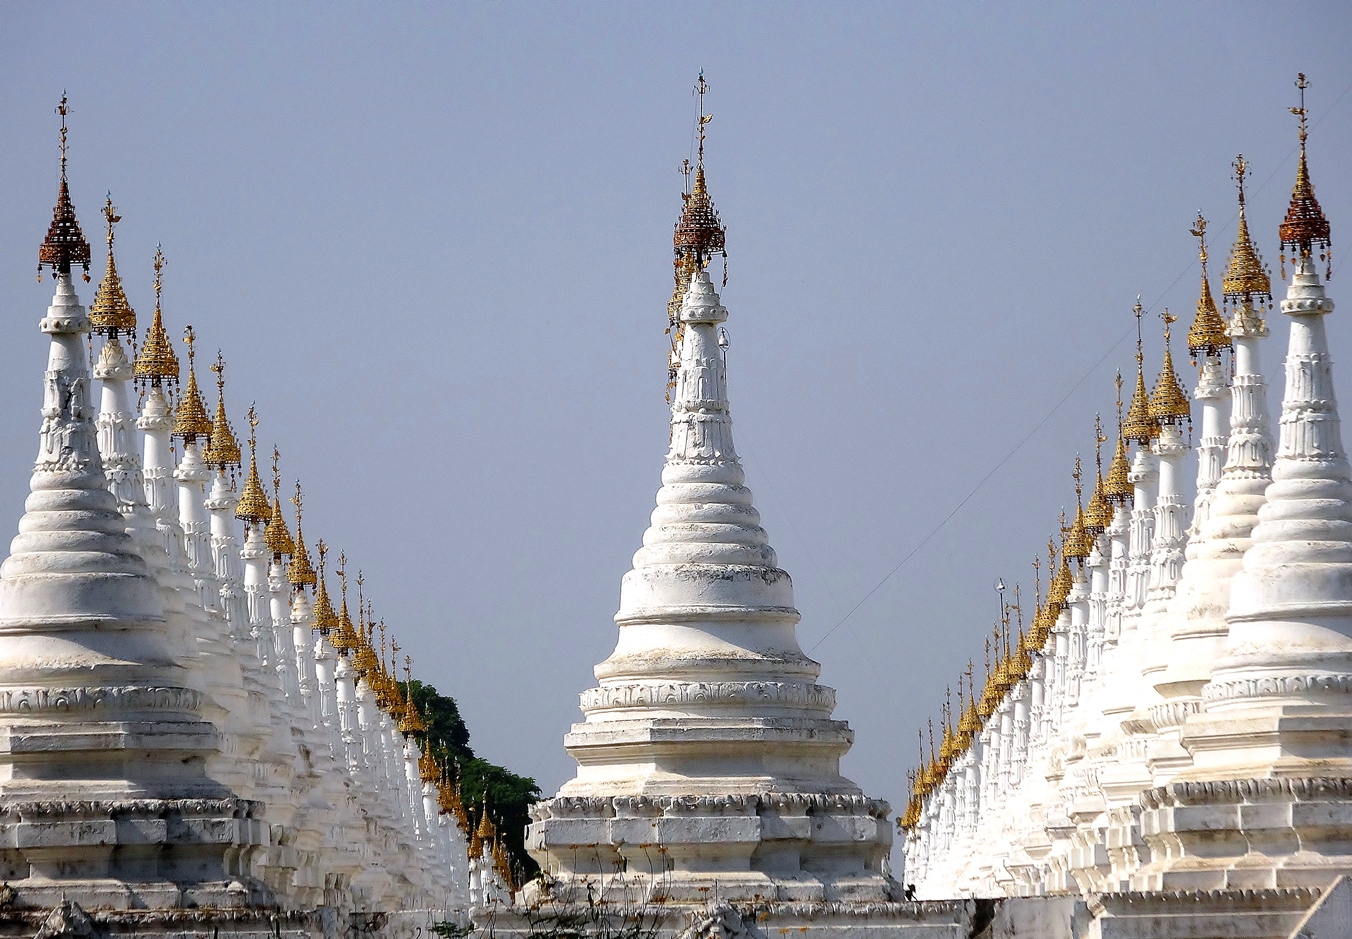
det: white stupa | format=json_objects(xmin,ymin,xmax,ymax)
[{"xmin": 525, "ymin": 107, "xmax": 895, "ymax": 909}]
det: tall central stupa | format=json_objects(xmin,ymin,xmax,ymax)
[{"xmin": 524, "ymin": 79, "xmax": 896, "ymax": 911}]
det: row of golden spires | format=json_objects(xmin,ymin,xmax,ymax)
[
  {"xmin": 45, "ymin": 100, "xmax": 479, "ymax": 848},
  {"xmin": 901, "ymin": 73, "xmax": 1331, "ymax": 832}
]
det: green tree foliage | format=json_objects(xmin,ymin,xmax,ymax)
[{"xmin": 407, "ymin": 680, "xmax": 542, "ymax": 880}]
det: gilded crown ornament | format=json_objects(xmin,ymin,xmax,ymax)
[
  {"xmin": 1221, "ymin": 155, "xmax": 1273, "ymax": 309},
  {"xmin": 236, "ymin": 407, "xmax": 271, "ymax": 524},
  {"xmin": 1187, "ymin": 213, "xmax": 1231, "ymax": 360},
  {"xmin": 265, "ymin": 448, "xmax": 295, "ymax": 558},
  {"xmin": 1279, "ymin": 74, "xmax": 1332, "ymax": 279},
  {"xmin": 89, "ymin": 196, "xmax": 136, "ymax": 338},
  {"xmin": 203, "ymin": 352, "xmax": 242, "ymax": 472},
  {"xmin": 172, "ymin": 326, "xmax": 213, "ymax": 441},
  {"xmin": 1104, "ymin": 373, "xmax": 1134, "ymax": 505},
  {"xmin": 38, "ymin": 95, "xmax": 91, "ymax": 283},
  {"xmin": 312, "ymin": 541, "xmax": 339, "ymax": 634},
  {"xmin": 288, "ymin": 482, "xmax": 317, "ymax": 588},
  {"xmin": 1149, "ymin": 311, "xmax": 1191, "ymax": 425},
  {"xmin": 134, "ymin": 248, "xmax": 180, "ymax": 389},
  {"xmin": 1123, "ymin": 301, "xmax": 1161, "ymax": 444}
]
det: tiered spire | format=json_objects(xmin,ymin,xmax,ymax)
[
  {"xmin": 89, "ymin": 196, "xmax": 136, "ymax": 338},
  {"xmin": 312, "ymin": 540, "xmax": 338, "ymax": 633},
  {"xmin": 1085, "ymin": 417, "xmax": 1112, "ymax": 532},
  {"xmin": 1278, "ymin": 74, "xmax": 1332, "ymax": 279},
  {"xmin": 37, "ymin": 95, "xmax": 91, "ymax": 283},
  {"xmin": 1123, "ymin": 303, "xmax": 1161, "ymax": 444},
  {"xmin": 236, "ymin": 407, "xmax": 271, "ymax": 525},
  {"xmin": 668, "ymin": 72, "xmax": 727, "ymax": 393},
  {"xmin": 1149, "ymin": 312, "xmax": 1191, "ymax": 426},
  {"xmin": 203, "ymin": 352, "xmax": 242, "ymax": 475},
  {"xmin": 172, "ymin": 326, "xmax": 212, "ymax": 441},
  {"xmin": 1187, "ymin": 213, "xmax": 1231, "ymax": 360},
  {"xmin": 265, "ymin": 449, "xmax": 295, "ymax": 558},
  {"xmin": 134, "ymin": 248, "xmax": 179, "ymax": 389},
  {"xmin": 288, "ymin": 482, "xmax": 317, "ymax": 588},
  {"xmin": 1104, "ymin": 373, "xmax": 1134, "ymax": 505},
  {"xmin": 1221, "ymin": 155, "xmax": 1273, "ymax": 311},
  {"xmin": 332, "ymin": 556, "xmax": 361, "ymax": 653}
]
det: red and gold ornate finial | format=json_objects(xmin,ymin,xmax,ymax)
[
  {"xmin": 1187, "ymin": 213, "xmax": 1231, "ymax": 360},
  {"xmin": 203, "ymin": 351, "xmax": 242, "ymax": 474},
  {"xmin": 236, "ymin": 407, "xmax": 271, "ymax": 525},
  {"xmin": 1279, "ymin": 73, "xmax": 1332, "ymax": 279},
  {"xmin": 1222, "ymin": 155, "xmax": 1273, "ymax": 309},
  {"xmin": 38, "ymin": 94, "xmax": 91, "ymax": 283},
  {"xmin": 1123, "ymin": 300, "xmax": 1161, "ymax": 444},
  {"xmin": 89, "ymin": 195, "xmax": 136, "ymax": 338},
  {"xmin": 134, "ymin": 247, "xmax": 180, "ymax": 389},
  {"xmin": 265, "ymin": 448, "xmax": 295, "ymax": 558},
  {"xmin": 1150, "ymin": 310, "xmax": 1191, "ymax": 426},
  {"xmin": 172, "ymin": 326, "xmax": 213, "ymax": 441}
]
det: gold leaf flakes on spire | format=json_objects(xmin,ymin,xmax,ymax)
[
  {"xmin": 203, "ymin": 351, "xmax": 242, "ymax": 471},
  {"xmin": 1279, "ymin": 74, "xmax": 1332, "ymax": 279},
  {"xmin": 1187, "ymin": 213, "xmax": 1231, "ymax": 359},
  {"xmin": 312, "ymin": 540, "xmax": 338, "ymax": 633},
  {"xmin": 89, "ymin": 196, "xmax": 136, "ymax": 338},
  {"xmin": 265, "ymin": 448, "xmax": 295, "ymax": 558},
  {"xmin": 236, "ymin": 407, "xmax": 271, "ymax": 523},
  {"xmin": 135, "ymin": 248, "xmax": 180, "ymax": 388},
  {"xmin": 1221, "ymin": 155, "xmax": 1273, "ymax": 307},
  {"xmin": 172, "ymin": 326, "xmax": 213, "ymax": 441},
  {"xmin": 288, "ymin": 482, "xmax": 317, "ymax": 587},
  {"xmin": 38, "ymin": 95, "xmax": 91, "ymax": 283},
  {"xmin": 1123, "ymin": 301, "xmax": 1161, "ymax": 443}
]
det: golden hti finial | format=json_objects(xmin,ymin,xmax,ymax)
[
  {"xmin": 332, "ymin": 553, "xmax": 360, "ymax": 654},
  {"xmin": 1222, "ymin": 155, "xmax": 1273, "ymax": 310},
  {"xmin": 1150, "ymin": 310, "xmax": 1191, "ymax": 426},
  {"xmin": 265, "ymin": 447, "xmax": 295, "ymax": 558},
  {"xmin": 38, "ymin": 93, "xmax": 92, "ymax": 283},
  {"xmin": 1123, "ymin": 299, "xmax": 1161, "ymax": 444},
  {"xmin": 1279, "ymin": 73, "xmax": 1332, "ymax": 279},
  {"xmin": 236, "ymin": 406, "xmax": 271, "ymax": 526},
  {"xmin": 202, "ymin": 351, "xmax": 242, "ymax": 475},
  {"xmin": 1084, "ymin": 415, "xmax": 1111, "ymax": 534},
  {"xmin": 1064, "ymin": 456, "xmax": 1094, "ymax": 562},
  {"xmin": 958, "ymin": 659, "xmax": 981, "ymax": 739},
  {"xmin": 135, "ymin": 246, "xmax": 180, "ymax": 389},
  {"xmin": 89, "ymin": 194, "xmax": 136, "ymax": 339},
  {"xmin": 1104, "ymin": 372, "xmax": 1133, "ymax": 506},
  {"xmin": 1187, "ymin": 212, "xmax": 1231, "ymax": 360},
  {"xmin": 312, "ymin": 540, "xmax": 338, "ymax": 634},
  {"xmin": 669, "ymin": 71, "xmax": 729, "ymax": 394},
  {"xmin": 172, "ymin": 326, "xmax": 213, "ymax": 441},
  {"xmin": 287, "ymin": 481, "xmax": 317, "ymax": 588},
  {"xmin": 399, "ymin": 655, "xmax": 427, "ymax": 736}
]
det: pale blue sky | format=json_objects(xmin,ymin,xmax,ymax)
[{"xmin": 3, "ymin": 3, "xmax": 1351, "ymax": 851}]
